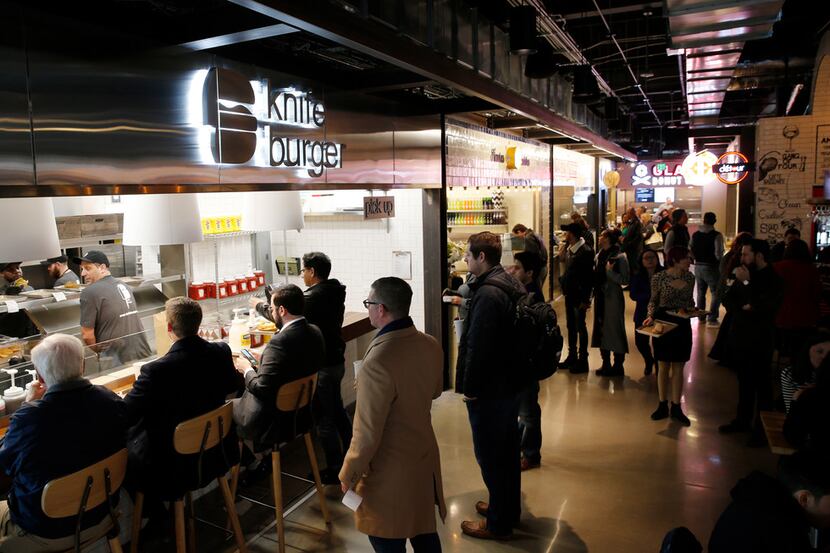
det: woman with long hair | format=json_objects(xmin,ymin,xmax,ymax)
[
  {"xmin": 629, "ymin": 249, "xmax": 664, "ymax": 376},
  {"xmin": 709, "ymin": 232, "xmax": 753, "ymax": 364},
  {"xmin": 644, "ymin": 247, "xmax": 696, "ymax": 425},
  {"xmin": 591, "ymin": 229, "xmax": 630, "ymax": 376}
]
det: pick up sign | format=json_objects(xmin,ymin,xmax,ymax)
[{"xmin": 364, "ymin": 196, "xmax": 395, "ymax": 220}]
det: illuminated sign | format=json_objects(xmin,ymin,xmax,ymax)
[
  {"xmin": 631, "ymin": 161, "xmax": 684, "ymax": 186},
  {"xmin": 680, "ymin": 151, "xmax": 718, "ymax": 186},
  {"xmin": 712, "ymin": 151, "xmax": 754, "ymax": 184},
  {"xmin": 196, "ymin": 67, "xmax": 344, "ymax": 177}
]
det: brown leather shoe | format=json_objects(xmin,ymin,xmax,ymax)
[
  {"xmin": 460, "ymin": 519, "xmax": 511, "ymax": 540},
  {"xmin": 520, "ymin": 458, "xmax": 540, "ymax": 471},
  {"xmin": 475, "ymin": 501, "xmax": 488, "ymax": 517}
]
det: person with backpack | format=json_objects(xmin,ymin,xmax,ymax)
[
  {"xmin": 690, "ymin": 212, "xmax": 724, "ymax": 327},
  {"xmin": 591, "ymin": 229, "xmax": 630, "ymax": 377},
  {"xmin": 456, "ymin": 232, "xmax": 526, "ymax": 540},
  {"xmin": 510, "ymin": 251, "xmax": 545, "ymax": 471}
]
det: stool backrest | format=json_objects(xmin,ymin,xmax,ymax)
[
  {"xmin": 41, "ymin": 448, "xmax": 128, "ymax": 519},
  {"xmin": 174, "ymin": 401, "xmax": 234, "ymax": 455},
  {"xmin": 276, "ymin": 374, "xmax": 317, "ymax": 413}
]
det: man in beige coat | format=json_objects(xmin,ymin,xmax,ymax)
[{"xmin": 339, "ymin": 277, "xmax": 447, "ymax": 553}]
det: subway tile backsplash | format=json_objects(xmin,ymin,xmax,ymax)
[{"xmin": 271, "ymin": 189, "xmax": 426, "ymax": 330}]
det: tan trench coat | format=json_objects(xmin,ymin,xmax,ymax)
[{"xmin": 339, "ymin": 325, "xmax": 447, "ymax": 539}]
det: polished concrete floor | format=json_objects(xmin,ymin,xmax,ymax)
[{"xmin": 150, "ymin": 297, "xmax": 776, "ymax": 552}]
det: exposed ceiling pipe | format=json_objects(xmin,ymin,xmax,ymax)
[
  {"xmin": 588, "ymin": 0, "xmax": 662, "ymax": 126},
  {"xmin": 785, "ymin": 83, "xmax": 804, "ymax": 115},
  {"xmin": 677, "ymin": 53, "xmax": 686, "ymax": 99}
]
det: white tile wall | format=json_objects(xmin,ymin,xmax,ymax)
[
  {"xmin": 190, "ymin": 235, "xmax": 256, "ymax": 283},
  {"xmin": 271, "ymin": 189, "xmax": 427, "ymax": 329}
]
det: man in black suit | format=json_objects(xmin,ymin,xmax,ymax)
[
  {"xmin": 233, "ymin": 284, "xmax": 325, "ymax": 452},
  {"xmin": 124, "ymin": 297, "xmax": 241, "ymax": 520}
]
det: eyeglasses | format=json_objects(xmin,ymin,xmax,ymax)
[{"xmin": 362, "ymin": 300, "xmax": 381, "ymax": 309}]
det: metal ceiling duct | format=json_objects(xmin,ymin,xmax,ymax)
[{"xmin": 666, "ymin": 0, "xmax": 784, "ymax": 127}]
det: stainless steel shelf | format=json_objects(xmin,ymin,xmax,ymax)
[
  {"xmin": 0, "ymin": 291, "xmax": 82, "ymax": 314},
  {"xmin": 204, "ymin": 231, "xmax": 256, "ymax": 239},
  {"xmin": 59, "ymin": 234, "xmax": 123, "ymax": 248},
  {"xmin": 121, "ymin": 274, "xmax": 186, "ymax": 288}
]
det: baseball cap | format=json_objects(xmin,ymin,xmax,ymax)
[
  {"xmin": 40, "ymin": 255, "xmax": 68, "ymax": 266},
  {"xmin": 0, "ymin": 262, "xmax": 22, "ymax": 272},
  {"xmin": 560, "ymin": 223, "xmax": 583, "ymax": 234},
  {"xmin": 73, "ymin": 251, "xmax": 110, "ymax": 267}
]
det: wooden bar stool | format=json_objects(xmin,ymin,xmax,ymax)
[
  {"xmin": 40, "ymin": 448, "xmax": 128, "ymax": 553},
  {"xmin": 129, "ymin": 402, "xmax": 246, "ymax": 553},
  {"xmin": 231, "ymin": 374, "xmax": 330, "ymax": 553}
]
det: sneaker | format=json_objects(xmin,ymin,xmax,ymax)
[
  {"xmin": 670, "ymin": 403, "xmax": 691, "ymax": 426},
  {"xmin": 706, "ymin": 320, "xmax": 720, "ymax": 328},
  {"xmin": 650, "ymin": 401, "xmax": 669, "ymax": 420}
]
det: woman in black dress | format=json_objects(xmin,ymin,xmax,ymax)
[
  {"xmin": 709, "ymin": 232, "xmax": 753, "ymax": 365},
  {"xmin": 644, "ymin": 247, "xmax": 696, "ymax": 426}
]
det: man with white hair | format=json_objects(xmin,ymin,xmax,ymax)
[{"xmin": 0, "ymin": 334, "xmax": 126, "ymax": 549}]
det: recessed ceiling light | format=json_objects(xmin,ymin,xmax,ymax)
[{"xmin": 640, "ymin": 71, "xmax": 655, "ymax": 79}]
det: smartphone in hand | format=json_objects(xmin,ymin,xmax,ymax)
[{"xmin": 240, "ymin": 348, "xmax": 258, "ymax": 369}]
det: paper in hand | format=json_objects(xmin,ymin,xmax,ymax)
[{"xmin": 341, "ymin": 489, "xmax": 363, "ymax": 512}]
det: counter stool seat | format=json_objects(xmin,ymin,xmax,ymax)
[
  {"xmin": 129, "ymin": 401, "xmax": 246, "ymax": 553},
  {"xmin": 230, "ymin": 373, "xmax": 330, "ymax": 553}
]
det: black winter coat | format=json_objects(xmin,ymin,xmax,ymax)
[
  {"xmin": 304, "ymin": 279, "xmax": 347, "ymax": 366},
  {"xmin": 723, "ymin": 265, "xmax": 784, "ymax": 355},
  {"xmin": 560, "ymin": 242, "xmax": 595, "ymax": 305},
  {"xmin": 455, "ymin": 265, "xmax": 526, "ymax": 399},
  {"xmin": 708, "ymin": 471, "xmax": 813, "ymax": 553}
]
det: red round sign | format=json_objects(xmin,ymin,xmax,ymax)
[{"xmin": 714, "ymin": 151, "xmax": 751, "ymax": 185}]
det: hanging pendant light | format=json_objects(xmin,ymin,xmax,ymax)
[
  {"xmin": 509, "ymin": 6, "xmax": 538, "ymax": 55},
  {"xmin": 0, "ymin": 198, "xmax": 61, "ymax": 262},
  {"xmin": 122, "ymin": 194, "xmax": 204, "ymax": 245}
]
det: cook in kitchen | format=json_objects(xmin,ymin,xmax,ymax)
[{"xmin": 0, "ymin": 262, "xmax": 37, "ymax": 338}]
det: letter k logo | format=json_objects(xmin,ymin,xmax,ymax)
[{"xmin": 203, "ymin": 68, "xmax": 257, "ymax": 164}]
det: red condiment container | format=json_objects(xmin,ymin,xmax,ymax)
[
  {"xmin": 216, "ymin": 281, "xmax": 228, "ymax": 298},
  {"xmin": 254, "ymin": 270, "xmax": 266, "ymax": 287},
  {"xmin": 188, "ymin": 282, "xmax": 206, "ymax": 300},
  {"xmin": 204, "ymin": 281, "xmax": 216, "ymax": 299},
  {"xmin": 225, "ymin": 277, "xmax": 238, "ymax": 296},
  {"xmin": 236, "ymin": 275, "xmax": 249, "ymax": 294},
  {"xmin": 246, "ymin": 274, "xmax": 258, "ymax": 291}
]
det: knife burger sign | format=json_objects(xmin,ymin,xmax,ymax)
[{"xmin": 199, "ymin": 67, "xmax": 344, "ymax": 177}]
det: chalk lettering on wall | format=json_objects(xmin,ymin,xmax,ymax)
[
  {"xmin": 781, "ymin": 152, "xmax": 807, "ymax": 172},
  {"xmin": 816, "ymin": 125, "xmax": 830, "ymax": 184}
]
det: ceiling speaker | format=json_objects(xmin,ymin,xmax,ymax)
[{"xmin": 509, "ymin": 6, "xmax": 538, "ymax": 55}]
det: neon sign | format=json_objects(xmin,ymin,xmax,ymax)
[
  {"xmin": 712, "ymin": 151, "xmax": 754, "ymax": 184},
  {"xmin": 631, "ymin": 161, "xmax": 684, "ymax": 186}
]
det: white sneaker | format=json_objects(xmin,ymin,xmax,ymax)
[{"xmin": 706, "ymin": 320, "xmax": 720, "ymax": 328}]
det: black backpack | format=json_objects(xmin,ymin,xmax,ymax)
[{"xmin": 482, "ymin": 281, "xmax": 564, "ymax": 381}]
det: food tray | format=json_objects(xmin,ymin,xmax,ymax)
[
  {"xmin": 19, "ymin": 289, "xmax": 59, "ymax": 299},
  {"xmin": 54, "ymin": 283, "xmax": 88, "ymax": 291},
  {"xmin": 636, "ymin": 320, "xmax": 678, "ymax": 338},
  {"xmin": 0, "ymin": 295, "xmax": 25, "ymax": 303},
  {"xmin": 667, "ymin": 309, "xmax": 709, "ymax": 319}
]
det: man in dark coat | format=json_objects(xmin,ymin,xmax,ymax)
[
  {"xmin": 124, "ymin": 297, "xmax": 241, "ymax": 512},
  {"xmin": 234, "ymin": 284, "xmax": 325, "ymax": 451},
  {"xmin": 719, "ymin": 239, "xmax": 784, "ymax": 444},
  {"xmin": 558, "ymin": 223, "xmax": 595, "ymax": 373},
  {"xmin": 708, "ymin": 452, "xmax": 830, "ymax": 553},
  {"xmin": 456, "ymin": 232, "xmax": 526, "ymax": 540}
]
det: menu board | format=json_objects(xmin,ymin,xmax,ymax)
[{"xmin": 635, "ymin": 188, "xmax": 655, "ymax": 203}]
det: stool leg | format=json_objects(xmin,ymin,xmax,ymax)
[
  {"xmin": 186, "ymin": 492, "xmax": 196, "ymax": 553},
  {"xmin": 129, "ymin": 492, "xmax": 144, "ymax": 553},
  {"xmin": 218, "ymin": 475, "xmax": 247, "ymax": 553},
  {"xmin": 304, "ymin": 433, "xmax": 331, "ymax": 524},
  {"xmin": 271, "ymin": 451, "xmax": 285, "ymax": 553},
  {"xmin": 174, "ymin": 500, "xmax": 186, "ymax": 553},
  {"xmin": 109, "ymin": 536, "xmax": 125, "ymax": 553}
]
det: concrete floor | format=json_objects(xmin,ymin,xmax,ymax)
[{"xmin": 154, "ymin": 298, "xmax": 776, "ymax": 553}]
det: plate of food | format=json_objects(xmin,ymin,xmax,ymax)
[
  {"xmin": 667, "ymin": 308, "xmax": 709, "ymax": 319},
  {"xmin": 55, "ymin": 282, "xmax": 87, "ymax": 291},
  {"xmin": 636, "ymin": 320, "xmax": 678, "ymax": 338}
]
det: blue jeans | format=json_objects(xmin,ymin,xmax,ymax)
[
  {"xmin": 312, "ymin": 363, "xmax": 353, "ymax": 473},
  {"xmin": 466, "ymin": 395, "xmax": 521, "ymax": 535},
  {"xmin": 517, "ymin": 381, "xmax": 541, "ymax": 464},
  {"xmin": 368, "ymin": 533, "xmax": 442, "ymax": 553},
  {"xmin": 694, "ymin": 264, "xmax": 721, "ymax": 322}
]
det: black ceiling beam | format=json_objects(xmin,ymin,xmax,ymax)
[
  {"xmin": 230, "ymin": 0, "xmax": 634, "ymax": 160},
  {"xmin": 562, "ymin": 2, "xmax": 662, "ymax": 20},
  {"xmin": 399, "ymin": 96, "xmax": 498, "ymax": 116},
  {"xmin": 488, "ymin": 116, "xmax": 537, "ymax": 129},
  {"xmin": 340, "ymin": 72, "xmax": 435, "ymax": 93},
  {"xmin": 540, "ymin": 137, "xmax": 588, "ymax": 145},
  {"xmin": 159, "ymin": 23, "xmax": 299, "ymax": 54}
]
